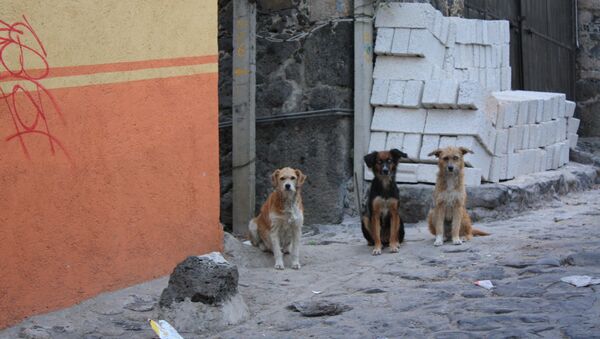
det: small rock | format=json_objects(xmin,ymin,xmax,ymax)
[
  {"xmin": 362, "ymin": 288, "xmax": 386, "ymax": 294},
  {"xmin": 500, "ymin": 260, "xmax": 534, "ymax": 268},
  {"xmin": 288, "ymin": 300, "xmax": 352, "ymax": 317},
  {"xmin": 534, "ymin": 258, "xmax": 561, "ymax": 267},
  {"xmin": 124, "ymin": 295, "xmax": 156, "ymax": 312},
  {"xmin": 19, "ymin": 326, "xmax": 50, "ymax": 339},
  {"xmin": 461, "ymin": 291, "xmax": 486, "ymax": 298}
]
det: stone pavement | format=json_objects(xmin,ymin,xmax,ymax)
[{"xmin": 2, "ymin": 188, "xmax": 600, "ymax": 338}]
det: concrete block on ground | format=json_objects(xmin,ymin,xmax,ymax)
[
  {"xmin": 521, "ymin": 125, "xmax": 530, "ymax": 150},
  {"xmin": 489, "ymin": 155, "xmax": 507, "ymax": 182},
  {"xmin": 432, "ymin": 16, "xmax": 450, "ymax": 44},
  {"xmin": 567, "ymin": 117, "xmax": 580, "ymax": 134},
  {"xmin": 551, "ymin": 94, "xmax": 565, "ymax": 120},
  {"xmin": 506, "ymin": 151, "xmax": 521, "ymax": 179},
  {"xmin": 507, "ymin": 127, "xmax": 518, "ymax": 153},
  {"xmin": 371, "ymin": 107, "xmax": 427, "ymax": 133},
  {"xmin": 417, "ymin": 163, "xmax": 438, "ymax": 183},
  {"xmin": 395, "ymin": 163, "xmax": 418, "ymax": 183},
  {"xmin": 500, "ymin": 66, "xmax": 511, "ymax": 91},
  {"xmin": 535, "ymin": 149, "xmax": 546, "ymax": 173},
  {"xmin": 402, "ymin": 133, "xmax": 422, "ymax": 160},
  {"xmin": 386, "ymin": 80, "xmax": 407, "ymax": 106},
  {"xmin": 516, "ymin": 100, "xmax": 529, "ymax": 125},
  {"xmin": 375, "ymin": 2, "xmax": 441, "ymax": 30},
  {"xmin": 456, "ymin": 135, "xmax": 492, "ymax": 181},
  {"xmin": 390, "ymin": 28, "xmax": 411, "ymax": 55},
  {"xmin": 543, "ymin": 146, "xmax": 553, "ymax": 170},
  {"xmin": 565, "ymin": 100, "xmax": 576, "ymax": 117},
  {"xmin": 368, "ymin": 132, "xmax": 387, "ymax": 152},
  {"xmin": 558, "ymin": 97, "xmax": 566, "ymax": 119},
  {"xmin": 526, "ymin": 99, "xmax": 538, "ymax": 124},
  {"xmin": 437, "ymin": 80, "xmax": 459, "ymax": 108},
  {"xmin": 495, "ymin": 101, "xmax": 518, "ymax": 128},
  {"xmin": 402, "ymin": 80, "xmax": 424, "ymax": 108},
  {"xmin": 528, "ymin": 124, "xmax": 540, "ymax": 149},
  {"xmin": 535, "ymin": 99, "xmax": 544, "ymax": 123},
  {"xmin": 371, "ymin": 79, "xmax": 390, "ymax": 106},
  {"xmin": 455, "ymin": 44, "xmax": 473, "ymax": 69},
  {"xmin": 499, "ymin": 20, "xmax": 510, "ymax": 44},
  {"xmin": 557, "ymin": 118, "xmax": 567, "ymax": 142},
  {"xmin": 422, "ymin": 80, "xmax": 441, "ymax": 108},
  {"xmin": 540, "ymin": 121, "xmax": 553, "ymax": 146},
  {"xmin": 568, "ymin": 133, "xmax": 578, "ymax": 149},
  {"xmin": 514, "ymin": 125, "xmax": 524, "ymax": 151},
  {"xmin": 385, "ymin": 132, "xmax": 404, "ymax": 150},
  {"xmin": 464, "ymin": 168, "xmax": 482, "ymax": 186},
  {"xmin": 419, "ymin": 134, "xmax": 440, "ymax": 162},
  {"xmin": 516, "ymin": 149, "xmax": 537, "ymax": 175},
  {"xmin": 560, "ymin": 141, "xmax": 569, "ymax": 167},
  {"xmin": 375, "ymin": 28, "xmax": 394, "ymax": 55},
  {"xmin": 495, "ymin": 128, "xmax": 508, "ymax": 154},
  {"xmin": 486, "ymin": 21, "xmax": 500, "ymax": 45},
  {"xmin": 552, "ymin": 143, "xmax": 561, "ymax": 169},
  {"xmin": 455, "ymin": 19, "xmax": 477, "ymax": 44},
  {"xmin": 542, "ymin": 98, "xmax": 553, "ymax": 122},
  {"xmin": 374, "ymin": 56, "xmax": 435, "ymax": 81}
]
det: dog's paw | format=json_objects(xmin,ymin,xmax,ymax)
[
  {"xmin": 389, "ymin": 244, "xmax": 400, "ymax": 253},
  {"xmin": 274, "ymin": 263, "xmax": 285, "ymax": 270},
  {"xmin": 434, "ymin": 235, "xmax": 444, "ymax": 246},
  {"xmin": 452, "ymin": 238, "xmax": 463, "ymax": 245},
  {"xmin": 291, "ymin": 263, "xmax": 301, "ymax": 270},
  {"xmin": 372, "ymin": 247, "xmax": 382, "ymax": 255}
]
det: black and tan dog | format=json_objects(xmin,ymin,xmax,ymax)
[{"xmin": 361, "ymin": 149, "xmax": 408, "ymax": 255}]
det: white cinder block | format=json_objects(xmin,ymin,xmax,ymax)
[
  {"xmin": 489, "ymin": 155, "xmax": 507, "ymax": 182},
  {"xmin": 375, "ymin": 28, "xmax": 395, "ymax": 55},
  {"xmin": 542, "ymin": 98, "xmax": 553, "ymax": 122},
  {"xmin": 501, "ymin": 44, "xmax": 510, "ymax": 67},
  {"xmin": 484, "ymin": 46, "xmax": 493, "ymax": 68},
  {"xmin": 385, "ymin": 132, "xmax": 404, "ymax": 150},
  {"xmin": 552, "ymin": 143, "xmax": 561, "ymax": 169},
  {"xmin": 557, "ymin": 97, "xmax": 566, "ymax": 119},
  {"xmin": 506, "ymin": 151, "xmax": 520, "ymax": 179},
  {"xmin": 407, "ymin": 29, "xmax": 446, "ymax": 66},
  {"xmin": 552, "ymin": 94, "xmax": 565, "ymax": 120},
  {"xmin": 387, "ymin": 80, "xmax": 407, "ymax": 106},
  {"xmin": 371, "ymin": 79, "xmax": 390, "ymax": 106},
  {"xmin": 395, "ymin": 163, "xmax": 419, "ymax": 183},
  {"xmin": 424, "ymin": 109, "xmax": 494, "ymax": 150},
  {"xmin": 437, "ymin": 80, "xmax": 459, "ymax": 108},
  {"xmin": 495, "ymin": 128, "xmax": 508, "ymax": 154},
  {"xmin": 420, "ymin": 134, "xmax": 440, "ymax": 162},
  {"xmin": 543, "ymin": 145, "xmax": 554, "ymax": 170},
  {"xmin": 464, "ymin": 167, "xmax": 482, "ymax": 186},
  {"xmin": 476, "ymin": 20, "xmax": 485, "ymax": 44},
  {"xmin": 417, "ymin": 164, "xmax": 438, "ymax": 183},
  {"xmin": 528, "ymin": 124, "xmax": 540, "ymax": 149},
  {"xmin": 472, "ymin": 46, "xmax": 480, "ymax": 68},
  {"xmin": 479, "ymin": 51, "xmax": 487, "ymax": 71},
  {"xmin": 486, "ymin": 68, "xmax": 499, "ymax": 92},
  {"xmin": 500, "ymin": 67, "xmax": 511, "ymax": 91},
  {"xmin": 486, "ymin": 21, "xmax": 500, "ymax": 45},
  {"xmin": 403, "ymin": 80, "xmax": 424, "ymax": 108},
  {"xmin": 422, "ymin": 80, "xmax": 441, "ymax": 108},
  {"xmin": 373, "ymin": 56, "xmax": 435, "ymax": 81},
  {"xmin": 565, "ymin": 100, "xmax": 576, "ymax": 117},
  {"xmin": 557, "ymin": 118, "xmax": 567, "ymax": 142},
  {"xmin": 402, "ymin": 133, "xmax": 422, "ymax": 160},
  {"xmin": 507, "ymin": 127, "xmax": 518, "ymax": 153},
  {"xmin": 368, "ymin": 132, "xmax": 387, "ymax": 152},
  {"xmin": 517, "ymin": 101, "xmax": 529, "ymax": 125},
  {"xmin": 535, "ymin": 149, "xmax": 546, "ymax": 173},
  {"xmin": 455, "ymin": 44, "xmax": 473, "ymax": 69},
  {"xmin": 455, "ymin": 19, "xmax": 477, "ymax": 44},
  {"xmin": 568, "ymin": 133, "xmax": 578, "ymax": 149},
  {"xmin": 560, "ymin": 141, "xmax": 569, "ymax": 166},
  {"xmin": 438, "ymin": 136, "xmax": 456, "ymax": 148},
  {"xmin": 457, "ymin": 81, "xmax": 484, "ymax": 110},
  {"xmin": 371, "ymin": 107, "xmax": 428, "ymax": 133},
  {"xmin": 567, "ymin": 117, "xmax": 580, "ymax": 134},
  {"xmin": 499, "ymin": 20, "xmax": 510, "ymax": 44},
  {"xmin": 496, "ymin": 101, "xmax": 518, "ymax": 128},
  {"xmin": 391, "ymin": 28, "xmax": 411, "ymax": 54},
  {"xmin": 535, "ymin": 99, "xmax": 544, "ymax": 123},
  {"xmin": 375, "ymin": 3, "xmax": 441, "ymax": 30},
  {"xmin": 516, "ymin": 149, "xmax": 537, "ymax": 175},
  {"xmin": 526, "ymin": 99, "xmax": 538, "ymax": 124},
  {"xmin": 521, "ymin": 125, "xmax": 530, "ymax": 150},
  {"xmin": 456, "ymin": 135, "xmax": 492, "ymax": 180},
  {"xmin": 514, "ymin": 125, "xmax": 524, "ymax": 150}
]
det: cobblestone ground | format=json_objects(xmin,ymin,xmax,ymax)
[{"xmin": 2, "ymin": 188, "xmax": 600, "ymax": 339}]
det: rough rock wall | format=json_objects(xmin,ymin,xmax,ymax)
[
  {"xmin": 218, "ymin": 0, "xmax": 354, "ymax": 227},
  {"xmin": 576, "ymin": 0, "xmax": 600, "ymax": 137}
]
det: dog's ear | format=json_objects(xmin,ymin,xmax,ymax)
[
  {"xmin": 363, "ymin": 152, "xmax": 378, "ymax": 168},
  {"xmin": 459, "ymin": 147, "xmax": 474, "ymax": 155},
  {"xmin": 271, "ymin": 169, "xmax": 280, "ymax": 188},
  {"xmin": 390, "ymin": 148, "xmax": 408, "ymax": 162},
  {"xmin": 294, "ymin": 169, "xmax": 306, "ymax": 187},
  {"xmin": 428, "ymin": 149, "xmax": 442, "ymax": 158}
]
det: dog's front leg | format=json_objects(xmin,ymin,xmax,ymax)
[
  {"xmin": 290, "ymin": 223, "xmax": 302, "ymax": 269},
  {"xmin": 389, "ymin": 207, "xmax": 400, "ymax": 253},
  {"xmin": 269, "ymin": 226, "xmax": 285, "ymax": 269},
  {"xmin": 433, "ymin": 206, "xmax": 445, "ymax": 246},
  {"xmin": 451, "ymin": 206, "xmax": 463, "ymax": 245},
  {"xmin": 370, "ymin": 214, "xmax": 382, "ymax": 255}
]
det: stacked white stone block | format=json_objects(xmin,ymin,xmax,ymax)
[{"xmin": 367, "ymin": 3, "xmax": 580, "ymax": 186}]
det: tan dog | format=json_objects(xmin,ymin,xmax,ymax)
[
  {"xmin": 248, "ymin": 167, "xmax": 306, "ymax": 269},
  {"xmin": 427, "ymin": 146, "xmax": 489, "ymax": 246}
]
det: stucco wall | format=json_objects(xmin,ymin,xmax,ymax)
[{"xmin": 0, "ymin": 0, "xmax": 221, "ymax": 328}]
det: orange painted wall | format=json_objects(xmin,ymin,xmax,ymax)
[{"xmin": 0, "ymin": 1, "xmax": 221, "ymax": 328}]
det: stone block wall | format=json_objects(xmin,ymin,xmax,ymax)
[{"xmin": 576, "ymin": 0, "xmax": 600, "ymax": 137}]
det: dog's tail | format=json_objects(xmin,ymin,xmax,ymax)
[
  {"xmin": 471, "ymin": 227, "xmax": 490, "ymax": 236},
  {"xmin": 248, "ymin": 219, "xmax": 260, "ymax": 246}
]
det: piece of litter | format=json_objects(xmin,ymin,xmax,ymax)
[
  {"xmin": 149, "ymin": 319, "xmax": 183, "ymax": 339},
  {"xmin": 312, "ymin": 290, "xmax": 322, "ymax": 294},
  {"xmin": 474, "ymin": 280, "xmax": 494, "ymax": 290},
  {"xmin": 561, "ymin": 275, "xmax": 600, "ymax": 287},
  {"xmin": 242, "ymin": 240, "xmax": 252, "ymax": 246}
]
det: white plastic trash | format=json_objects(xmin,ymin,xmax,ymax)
[
  {"xmin": 149, "ymin": 319, "xmax": 184, "ymax": 339},
  {"xmin": 474, "ymin": 280, "xmax": 494, "ymax": 290}
]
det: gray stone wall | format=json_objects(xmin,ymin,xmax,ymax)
[
  {"xmin": 218, "ymin": 0, "xmax": 355, "ymax": 228},
  {"xmin": 576, "ymin": 0, "xmax": 600, "ymax": 137}
]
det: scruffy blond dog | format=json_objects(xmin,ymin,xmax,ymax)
[
  {"xmin": 248, "ymin": 167, "xmax": 306, "ymax": 269},
  {"xmin": 427, "ymin": 146, "xmax": 489, "ymax": 246}
]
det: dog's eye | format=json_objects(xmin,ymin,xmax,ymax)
[
  {"xmin": 443, "ymin": 157, "xmax": 449, "ymax": 161},
  {"xmin": 377, "ymin": 160, "xmax": 382, "ymax": 164},
  {"xmin": 386, "ymin": 159, "xmax": 392, "ymax": 163},
  {"xmin": 453, "ymin": 156, "xmax": 459, "ymax": 160},
  {"xmin": 290, "ymin": 176, "xmax": 296, "ymax": 180},
  {"xmin": 280, "ymin": 177, "xmax": 286, "ymax": 181}
]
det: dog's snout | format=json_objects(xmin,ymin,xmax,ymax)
[
  {"xmin": 285, "ymin": 183, "xmax": 291, "ymax": 190},
  {"xmin": 382, "ymin": 168, "xmax": 389, "ymax": 175},
  {"xmin": 447, "ymin": 166, "xmax": 454, "ymax": 172}
]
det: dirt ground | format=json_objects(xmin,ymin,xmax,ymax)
[{"xmin": 2, "ymin": 188, "xmax": 600, "ymax": 339}]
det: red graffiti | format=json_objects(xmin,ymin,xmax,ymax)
[{"xmin": 0, "ymin": 15, "xmax": 71, "ymax": 163}]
